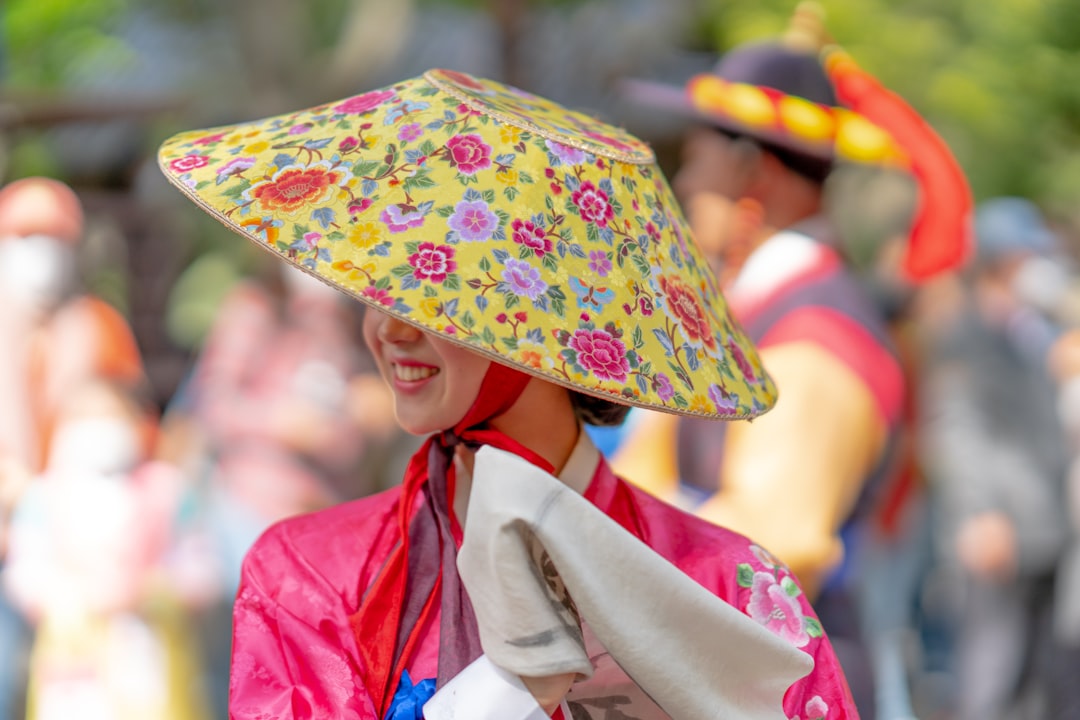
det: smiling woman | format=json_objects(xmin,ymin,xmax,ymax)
[{"xmin": 158, "ymin": 68, "xmax": 860, "ymax": 720}]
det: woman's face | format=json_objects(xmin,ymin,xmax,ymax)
[{"xmin": 363, "ymin": 309, "xmax": 491, "ymax": 435}]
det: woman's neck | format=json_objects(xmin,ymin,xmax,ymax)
[{"xmin": 452, "ymin": 380, "xmax": 581, "ymax": 525}]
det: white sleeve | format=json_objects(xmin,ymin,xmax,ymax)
[{"xmin": 421, "ymin": 655, "xmax": 569, "ymax": 720}]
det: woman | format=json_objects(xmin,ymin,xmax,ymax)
[{"xmin": 159, "ymin": 68, "xmax": 858, "ymax": 719}]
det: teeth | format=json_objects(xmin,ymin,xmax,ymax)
[{"xmin": 394, "ymin": 364, "xmax": 439, "ymax": 382}]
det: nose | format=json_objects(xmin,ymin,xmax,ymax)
[{"xmin": 377, "ymin": 313, "xmax": 423, "ymax": 344}]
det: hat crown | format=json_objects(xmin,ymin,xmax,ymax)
[{"xmin": 713, "ymin": 42, "xmax": 837, "ymax": 108}]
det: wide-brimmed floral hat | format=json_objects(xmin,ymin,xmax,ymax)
[{"xmin": 158, "ymin": 68, "xmax": 776, "ymax": 419}]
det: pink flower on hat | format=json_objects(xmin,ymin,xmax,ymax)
[
  {"xmin": 398, "ymin": 123, "xmax": 423, "ymax": 143},
  {"xmin": 362, "ymin": 286, "xmax": 395, "ymax": 308},
  {"xmin": 511, "ymin": 219, "xmax": 551, "ymax": 257},
  {"xmin": 170, "ymin": 154, "xmax": 210, "ymax": 174},
  {"xmin": 747, "ymin": 572, "xmax": 809, "ymax": 648},
  {"xmin": 333, "ymin": 90, "xmax": 395, "ymax": 115},
  {"xmin": 568, "ymin": 328, "xmax": 629, "ymax": 383},
  {"xmin": 727, "ymin": 337, "xmax": 756, "ymax": 381},
  {"xmin": 408, "ymin": 242, "xmax": 456, "ymax": 284},
  {"xmin": 192, "ymin": 132, "xmax": 227, "ymax": 146},
  {"xmin": 571, "ymin": 181, "xmax": 613, "ymax": 227},
  {"xmin": 445, "ymin": 134, "xmax": 492, "ymax": 175}
]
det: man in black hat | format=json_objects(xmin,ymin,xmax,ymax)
[{"xmin": 615, "ymin": 20, "xmax": 912, "ymax": 719}]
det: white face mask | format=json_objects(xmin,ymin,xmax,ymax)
[
  {"xmin": 1011, "ymin": 255, "xmax": 1071, "ymax": 315},
  {"xmin": 0, "ymin": 234, "xmax": 75, "ymax": 311},
  {"xmin": 48, "ymin": 418, "xmax": 143, "ymax": 477}
]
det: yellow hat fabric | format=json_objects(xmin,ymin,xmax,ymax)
[{"xmin": 158, "ymin": 69, "xmax": 775, "ymax": 419}]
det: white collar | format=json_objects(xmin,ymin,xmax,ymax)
[
  {"xmin": 729, "ymin": 229, "xmax": 824, "ymax": 304},
  {"xmin": 558, "ymin": 425, "xmax": 601, "ymax": 495}
]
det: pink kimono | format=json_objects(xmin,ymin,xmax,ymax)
[{"xmin": 230, "ymin": 450, "xmax": 859, "ymax": 720}]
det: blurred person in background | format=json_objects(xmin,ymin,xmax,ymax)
[
  {"xmin": 2, "ymin": 379, "xmax": 207, "ymax": 720},
  {"xmin": 919, "ymin": 197, "xmax": 1072, "ymax": 720},
  {"xmin": 160, "ymin": 257, "xmax": 405, "ymax": 718},
  {"xmin": 0, "ymin": 176, "xmax": 146, "ymax": 720},
  {"xmin": 1047, "ymin": 319, "xmax": 1080, "ymax": 719},
  {"xmin": 616, "ymin": 6, "xmax": 971, "ymax": 718}
]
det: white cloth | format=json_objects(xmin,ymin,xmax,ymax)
[
  {"xmin": 423, "ymin": 655, "xmax": 570, "ymax": 720},
  {"xmin": 456, "ymin": 446, "xmax": 813, "ymax": 720}
]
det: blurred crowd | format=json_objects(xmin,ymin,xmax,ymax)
[
  {"xmin": 0, "ymin": 177, "xmax": 419, "ymax": 719},
  {"xmin": 2, "ymin": 9, "xmax": 1080, "ymax": 720}
]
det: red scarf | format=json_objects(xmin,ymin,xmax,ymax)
[{"xmin": 349, "ymin": 361, "xmax": 553, "ymax": 717}]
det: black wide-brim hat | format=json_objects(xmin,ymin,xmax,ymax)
[{"xmin": 622, "ymin": 39, "xmax": 904, "ymax": 166}]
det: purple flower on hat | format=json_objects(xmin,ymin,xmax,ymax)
[
  {"xmin": 448, "ymin": 200, "xmax": 498, "ymax": 242},
  {"xmin": 654, "ymin": 373, "xmax": 675, "ymax": 402},
  {"xmin": 217, "ymin": 156, "xmax": 256, "ymax": 180},
  {"xmin": 302, "ymin": 231, "xmax": 321, "ymax": 250},
  {"xmin": 708, "ymin": 384, "xmax": 739, "ymax": 415},
  {"xmin": 381, "ymin": 204, "xmax": 427, "ymax": 234},
  {"xmin": 398, "ymin": 123, "xmax": 423, "ymax": 143},
  {"xmin": 445, "ymin": 134, "xmax": 492, "ymax": 175},
  {"xmin": 333, "ymin": 90, "xmax": 395, "ymax": 115},
  {"xmin": 587, "ymin": 250, "xmax": 612, "ymax": 277},
  {"xmin": 545, "ymin": 139, "xmax": 588, "ymax": 166},
  {"xmin": 568, "ymin": 328, "xmax": 629, "ymax": 383},
  {"xmin": 289, "ymin": 123, "xmax": 313, "ymax": 136},
  {"xmin": 502, "ymin": 259, "xmax": 547, "ymax": 301},
  {"xmin": 511, "ymin": 219, "xmax": 551, "ymax": 257},
  {"xmin": 571, "ymin": 181, "xmax": 614, "ymax": 228},
  {"xmin": 408, "ymin": 242, "xmax": 456, "ymax": 284}
]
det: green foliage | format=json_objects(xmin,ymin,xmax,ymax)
[{"xmin": 3, "ymin": 0, "xmax": 136, "ymax": 87}]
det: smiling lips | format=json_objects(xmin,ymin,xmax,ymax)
[{"xmin": 393, "ymin": 362, "xmax": 439, "ymax": 383}]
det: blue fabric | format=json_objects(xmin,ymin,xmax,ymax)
[{"xmin": 385, "ymin": 671, "xmax": 436, "ymax": 720}]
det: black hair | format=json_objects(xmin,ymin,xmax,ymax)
[
  {"xmin": 712, "ymin": 126, "xmax": 833, "ymax": 186},
  {"xmin": 569, "ymin": 391, "xmax": 632, "ymax": 427}
]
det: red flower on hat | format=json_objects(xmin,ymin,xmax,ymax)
[
  {"xmin": 571, "ymin": 181, "xmax": 614, "ymax": 228},
  {"xmin": 408, "ymin": 242, "xmax": 457, "ymax": 284},
  {"xmin": 568, "ymin": 328, "xmax": 629, "ymax": 383},
  {"xmin": 658, "ymin": 275, "xmax": 715, "ymax": 350},
  {"xmin": 252, "ymin": 166, "xmax": 342, "ymax": 214},
  {"xmin": 511, "ymin": 219, "xmax": 552, "ymax": 257},
  {"xmin": 333, "ymin": 90, "xmax": 395, "ymax": 115},
  {"xmin": 445, "ymin": 134, "xmax": 492, "ymax": 175},
  {"xmin": 169, "ymin": 154, "xmax": 210, "ymax": 174}
]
